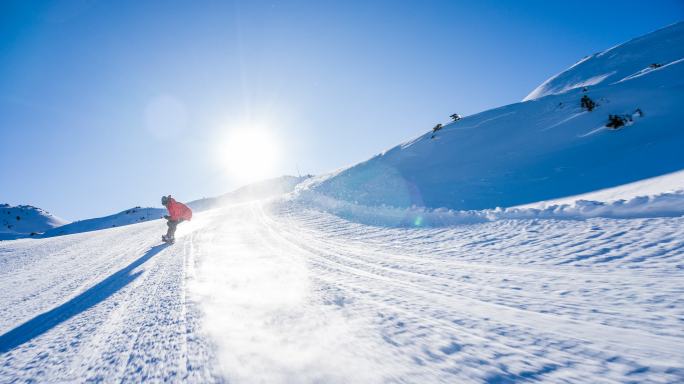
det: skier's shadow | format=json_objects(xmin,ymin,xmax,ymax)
[{"xmin": 0, "ymin": 243, "xmax": 170, "ymax": 354}]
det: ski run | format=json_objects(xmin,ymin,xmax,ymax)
[{"xmin": 1, "ymin": 199, "xmax": 683, "ymax": 383}]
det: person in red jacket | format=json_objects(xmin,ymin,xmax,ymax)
[{"xmin": 161, "ymin": 195, "xmax": 192, "ymax": 243}]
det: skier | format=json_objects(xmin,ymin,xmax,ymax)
[{"xmin": 161, "ymin": 195, "xmax": 192, "ymax": 244}]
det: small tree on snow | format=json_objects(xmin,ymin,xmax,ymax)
[
  {"xmin": 450, "ymin": 113, "xmax": 462, "ymax": 121},
  {"xmin": 606, "ymin": 114, "xmax": 631, "ymax": 129},
  {"xmin": 581, "ymin": 95, "xmax": 596, "ymax": 111},
  {"xmin": 430, "ymin": 123, "xmax": 443, "ymax": 139}
]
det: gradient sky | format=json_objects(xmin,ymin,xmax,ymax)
[{"xmin": 2, "ymin": 0, "xmax": 682, "ymax": 221}]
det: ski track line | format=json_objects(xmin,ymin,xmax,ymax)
[
  {"xmin": 257, "ymin": 202, "xmax": 684, "ymax": 381},
  {"xmin": 255, "ymin": 207, "xmax": 586, "ymax": 365},
  {"xmin": 260, "ymin": 204, "xmax": 683, "ymax": 356},
  {"xmin": 271, "ymin": 213, "xmax": 684, "ymax": 337},
  {"xmin": 280, "ymin": 202, "xmax": 681, "ymax": 277},
  {"xmin": 282, "ymin": 233, "xmax": 681, "ymax": 367},
  {"xmin": 289, "ymin": 236, "xmax": 682, "ymax": 339},
  {"xmin": 253, "ymin": 205, "xmax": 618, "ymax": 382},
  {"xmin": 0, "ymin": 230, "xmax": 149, "ymax": 331},
  {"xmin": 1, "ymin": 225, "xmax": 165, "ymax": 381},
  {"xmin": 273, "ymin": 206, "xmax": 682, "ymax": 303},
  {"xmin": 76, "ymin": 237, "xmax": 165, "ymax": 381},
  {"xmin": 0, "ymin": 220, "xmax": 222, "ymax": 383},
  {"xmin": 118, "ymin": 243, "xmax": 174, "ymax": 382},
  {"xmin": 271, "ymin": 217, "xmax": 652, "ymax": 311},
  {"xmin": 307, "ymin": 274, "xmax": 579, "ymax": 379},
  {"xmin": 117, "ymin": 223, "xmax": 220, "ymax": 383}
]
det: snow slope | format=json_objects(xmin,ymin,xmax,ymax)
[
  {"xmin": 524, "ymin": 22, "xmax": 684, "ymax": 101},
  {"xmin": 41, "ymin": 206, "xmax": 165, "ymax": 238},
  {"xmin": 305, "ymin": 22, "xmax": 684, "ymax": 211},
  {"xmin": 0, "ymin": 204, "xmax": 67, "ymax": 240},
  {"xmin": 1, "ymin": 199, "xmax": 683, "ymax": 383},
  {"xmin": 0, "ymin": 217, "xmax": 220, "ymax": 382},
  {"xmin": 189, "ymin": 175, "xmax": 309, "ymax": 211}
]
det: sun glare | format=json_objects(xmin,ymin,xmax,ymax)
[{"xmin": 217, "ymin": 127, "xmax": 281, "ymax": 184}]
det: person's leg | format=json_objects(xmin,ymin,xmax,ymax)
[{"xmin": 166, "ymin": 220, "xmax": 179, "ymax": 238}]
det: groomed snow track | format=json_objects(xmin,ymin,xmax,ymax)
[{"xmin": 1, "ymin": 200, "xmax": 683, "ymax": 383}]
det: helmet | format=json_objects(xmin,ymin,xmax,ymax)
[{"xmin": 161, "ymin": 195, "xmax": 169, "ymax": 206}]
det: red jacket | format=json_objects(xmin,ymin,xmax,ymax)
[{"xmin": 166, "ymin": 197, "xmax": 192, "ymax": 221}]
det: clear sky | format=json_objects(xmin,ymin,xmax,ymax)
[{"xmin": 1, "ymin": 0, "xmax": 682, "ymax": 221}]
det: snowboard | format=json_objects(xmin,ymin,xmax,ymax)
[{"xmin": 162, "ymin": 235, "xmax": 175, "ymax": 244}]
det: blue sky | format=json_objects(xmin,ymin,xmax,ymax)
[{"xmin": 1, "ymin": 0, "xmax": 682, "ymax": 220}]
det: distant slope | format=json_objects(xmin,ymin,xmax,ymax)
[
  {"xmin": 39, "ymin": 175, "xmax": 309, "ymax": 238},
  {"xmin": 189, "ymin": 175, "xmax": 310, "ymax": 211},
  {"xmin": 41, "ymin": 207, "xmax": 164, "ymax": 238},
  {"xmin": 303, "ymin": 22, "xmax": 684, "ymax": 211},
  {"xmin": 0, "ymin": 204, "xmax": 68, "ymax": 240}
]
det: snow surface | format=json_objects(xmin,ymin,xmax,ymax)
[
  {"xmin": 0, "ymin": 217, "xmax": 220, "ymax": 382},
  {"xmin": 305, "ymin": 22, "xmax": 684, "ymax": 211},
  {"xmin": 1, "ymin": 200, "xmax": 683, "ymax": 383}
]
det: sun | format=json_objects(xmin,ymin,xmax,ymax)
[{"xmin": 216, "ymin": 127, "xmax": 281, "ymax": 184}]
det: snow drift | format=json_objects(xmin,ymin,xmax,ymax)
[
  {"xmin": 302, "ymin": 22, "xmax": 684, "ymax": 212},
  {"xmin": 293, "ymin": 188, "xmax": 684, "ymax": 228}
]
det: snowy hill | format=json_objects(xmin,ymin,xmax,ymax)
[
  {"xmin": 524, "ymin": 22, "xmax": 684, "ymax": 101},
  {"xmin": 0, "ymin": 204, "xmax": 67, "ymax": 240},
  {"xmin": 303, "ymin": 22, "xmax": 684, "ymax": 212},
  {"xmin": 189, "ymin": 175, "xmax": 309, "ymax": 211},
  {"xmin": 41, "ymin": 206, "xmax": 165, "ymax": 238},
  {"xmin": 34, "ymin": 176, "xmax": 309, "ymax": 239}
]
